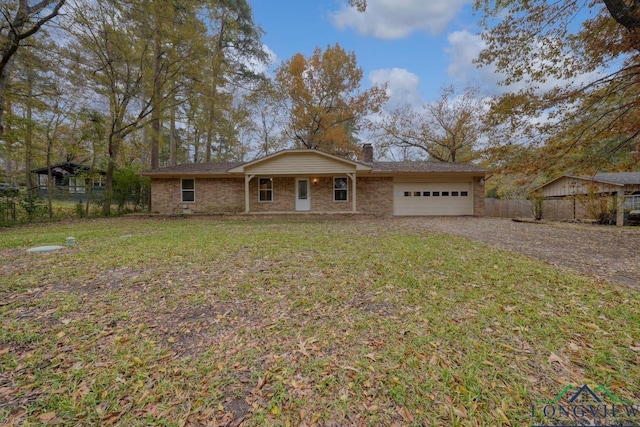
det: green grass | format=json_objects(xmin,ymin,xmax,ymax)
[{"xmin": 1, "ymin": 217, "xmax": 639, "ymax": 426}]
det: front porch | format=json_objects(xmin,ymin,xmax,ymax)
[{"xmin": 242, "ymin": 175, "xmax": 360, "ymax": 214}]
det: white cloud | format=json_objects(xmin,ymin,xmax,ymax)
[
  {"xmin": 246, "ymin": 44, "xmax": 278, "ymax": 75},
  {"xmin": 445, "ymin": 30, "xmax": 503, "ymax": 93},
  {"xmin": 369, "ymin": 67, "xmax": 423, "ymax": 109},
  {"xmin": 331, "ymin": 0, "xmax": 471, "ymax": 39}
]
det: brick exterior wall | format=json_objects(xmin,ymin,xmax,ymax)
[
  {"xmin": 150, "ymin": 178, "xmax": 244, "ymax": 215},
  {"xmin": 310, "ymin": 177, "xmax": 352, "ymax": 213},
  {"xmin": 473, "ymin": 177, "xmax": 485, "ymax": 217},
  {"xmin": 249, "ymin": 177, "xmax": 295, "ymax": 212},
  {"xmin": 357, "ymin": 177, "xmax": 394, "ymax": 216},
  {"xmin": 150, "ymin": 175, "xmax": 473, "ymax": 217}
]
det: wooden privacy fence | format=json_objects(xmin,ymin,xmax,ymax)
[{"xmin": 485, "ymin": 198, "xmax": 591, "ymax": 220}]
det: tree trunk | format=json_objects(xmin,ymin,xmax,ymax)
[
  {"xmin": 24, "ymin": 72, "xmax": 34, "ymax": 189},
  {"xmin": 0, "ymin": 43, "xmax": 17, "ymax": 136},
  {"xmin": 46, "ymin": 136, "xmax": 53, "ymax": 220},
  {"xmin": 169, "ymin": 105, "xmax": 177, "ymax": 165},
  {"xmin": 102, "ymin": 133, "xmax": 120, "ymax": 216},
  {"xmin": 150, "ymin": 27, "xmax": 162, "ymax": 170}
]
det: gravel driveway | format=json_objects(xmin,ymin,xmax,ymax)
[{"xmin": 414, "ymin": 217, "xmax": 640, "ymax": 287}]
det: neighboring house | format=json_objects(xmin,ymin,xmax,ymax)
[
  {"xmin": 141, "ymin": 145, "xmax": 487, "ymax": 217},
  {"xmin": 538, "ymin": 172, "xmax": 640, "ymax": 208},
  {"xmin": 536, "ymin": 172, "xmax": 640, "ymax": 225},
  {"xmin": 31, "ymin": 162, "xmax": 106, "ymax": 202}
]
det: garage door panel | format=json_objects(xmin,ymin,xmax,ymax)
[{"xmin": 393, "ymin": 182, "xmax": 473, "ymax": 216}]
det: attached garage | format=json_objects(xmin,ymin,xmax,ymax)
[{"xmin": 393, "ymin": 181, "xmax": 474, "ymax": 216}]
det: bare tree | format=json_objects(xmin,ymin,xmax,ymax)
[{"xmin": 379, "ymin": 86, "xmax": 485, "ymax": 163}]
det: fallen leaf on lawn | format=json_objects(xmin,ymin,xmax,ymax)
[
  {"xmin": 495, "ymin": 407, "xmax": 511, "ymax": 425},
  {"xmin": 396, "ymin": 406, "xmax": 414, "ymax": 423},
  {"xmin": 255, "ymin": 375, "xmax": 267, "ymax": 391},
  {"xmin": 452, "ymin": 405, "xmax": 468, "ymax": 418},
  {"xmin": 629, "ymin": 345, "xmax": 640, "ymax": 352},
  {"xmin": 270, "ymin": 405, "xmax": 280, "ymax": 415},
  {"xmin": 548, "ymin": 352, "xmax": 563, "ymax": 364},
  {"xmin": 567, "ymin": 342, "xmax": 580, "ymax": 351},
  {"xmin": 38, "ymin": 412, "xmax": 57, "ymax": 423}
]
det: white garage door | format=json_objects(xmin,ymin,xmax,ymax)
[{"xmin": 393, "ymin": 182, "xmax": 473, "ymax": 216}]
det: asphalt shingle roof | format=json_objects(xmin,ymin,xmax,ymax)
[
  {"xmin": 593, "ymin": 172, "xmax": 640, "ymax": 185},
  {"xmin": 142, "ymin": 158, "xmax": 487, "ymax": 176},
  {"xmin": 142, "ymin": 162, "xmax": 244, "ymax": 175},
  {"xmin": 367, "ymin": 161, "xmax": 486, "ymax": 173}
]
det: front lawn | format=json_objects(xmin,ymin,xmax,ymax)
[{"xmin": 1, "ymin": 217, "xmax": 639, "ymax": 426}]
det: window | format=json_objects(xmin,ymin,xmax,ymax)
[
  {"xmin": 423, "ymin": 192, "xmax": 430, "ymax": 197},
  {"xmin": 413, "ymin": 191, "xmax": 421, "ymax": 197},
  {"xmin": 38, "ymin": 174, "xmax": 48, "ymax": 189},
  {"xmin": 334, "ymin": 177, "xmax": 348, "ymax": 201},
  {"xmin": 461, "ymin": 191, "xmax": 468, "ymax": 197},
  {"xmin": 259, "ymin": 178, "xmax": 273, "ymax": 202},
  {"xmin": 69, "ymin": 177, "xmax": 86, "ymax": 194},
  {"xmin": 433, "ymin": 191, "xmax": 440, "ymax": 197},
  {"xmin": 452, "ymin": 191, "xmax": 459, "ymax": 196},
  {"xmin": 442, "ymin": 191, "xmax": 450, "ymax": 197},
  {"xmin": 404, "ymin": 191, "xmax": 411, "ymax": 197},
  {"xmin": 181, "ymin": 178, "xmax": 195, "ymax": 202},
  {"xmin": 93, "ymin": 176, "xmax": 105, "ymax": 188}
]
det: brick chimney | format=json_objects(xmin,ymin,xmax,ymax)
[{"xmin": 361, "ymin": 143, "xmax": 374, "ymax": 163}]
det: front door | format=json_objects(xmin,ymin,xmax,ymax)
[{"xmin": 295, "ymin": 178, "xmax": 310, "ymax": 211}]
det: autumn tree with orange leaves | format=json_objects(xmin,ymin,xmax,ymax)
[
  {"xmin": 476, "ymin": 0, "xmax": 640, "ymax": 176},
  {"xmin": 274, "ymin": 43, "xmax": 387, "ymax": 157}
]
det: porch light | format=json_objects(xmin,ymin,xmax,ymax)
[{"xmin": 312, "ymin": 177, "xmax": 319, "ymax": 184}]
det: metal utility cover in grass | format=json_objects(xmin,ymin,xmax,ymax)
[{"xmin": 27, "ymin": 245, "xmax": 65, "ymax": 253}]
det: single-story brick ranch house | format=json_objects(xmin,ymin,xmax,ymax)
[{"xmin": 141, "ymin": 145, "xmax": 487, "ymax": 216}]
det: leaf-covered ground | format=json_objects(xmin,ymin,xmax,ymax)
[
  {"xmin": 1, "ymin": 217, "xmax": 639, "ymax": 426},
  {"xmin": 420, "ymin": 217, "xmax": 640, "ymax": 287}
]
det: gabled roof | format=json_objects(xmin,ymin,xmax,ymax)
[
  {"xmin": 140, "ymin": 149, "xmax": 487, "ymax": 177},
  {"xmin": 537, "ymin": 172, "xmax": 640, "ymax": 190},
  {"xmin": 227, "ymin": 149, "xmax": 372, "ymax": 173},
  {"xmin": 31, "ymin": 162, "xmax": 105, "ymax": 176}
]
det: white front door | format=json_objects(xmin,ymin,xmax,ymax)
[{"xmin": 295, "ymin": 178, "xmax": 310, "ymax": 211}]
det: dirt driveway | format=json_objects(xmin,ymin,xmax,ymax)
[{"xmin": 411, "ymin": 217, "xmax": 640, "ymax": 287}]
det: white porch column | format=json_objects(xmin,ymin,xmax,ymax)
[
  {"xmin": 245, "ymin": 175, "xmax": 254, "ymax": 213},
  {"xmin": 348, "ymin": 172, "xmax": 356, "ymax": 212},
  {"xmin": 616, "ymin": 190, "xmax": 625, "ymax": 226}
]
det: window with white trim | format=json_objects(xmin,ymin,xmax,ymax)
[
  {"xmin": 69, "ymin": 176, "xmax": 86, "ymax": 194},
  {"xmin": 259, "ymin": 178, "xmax": 273, "ymax": 202},
  {"xmin": 334, "ymin": 177, "xmax": 348, "ymax": 201},
  {"xmin": 181, "ymin": 178, "xmax": 195, "ymax": 202}
]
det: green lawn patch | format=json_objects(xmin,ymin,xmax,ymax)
[{"xmin": 1, "ymin": 217, "xmax": 639, "ymax": 426}]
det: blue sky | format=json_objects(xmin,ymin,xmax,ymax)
[{"xmin": 250, "ymin": 0, "xmax": 492, "ymax": 108}]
